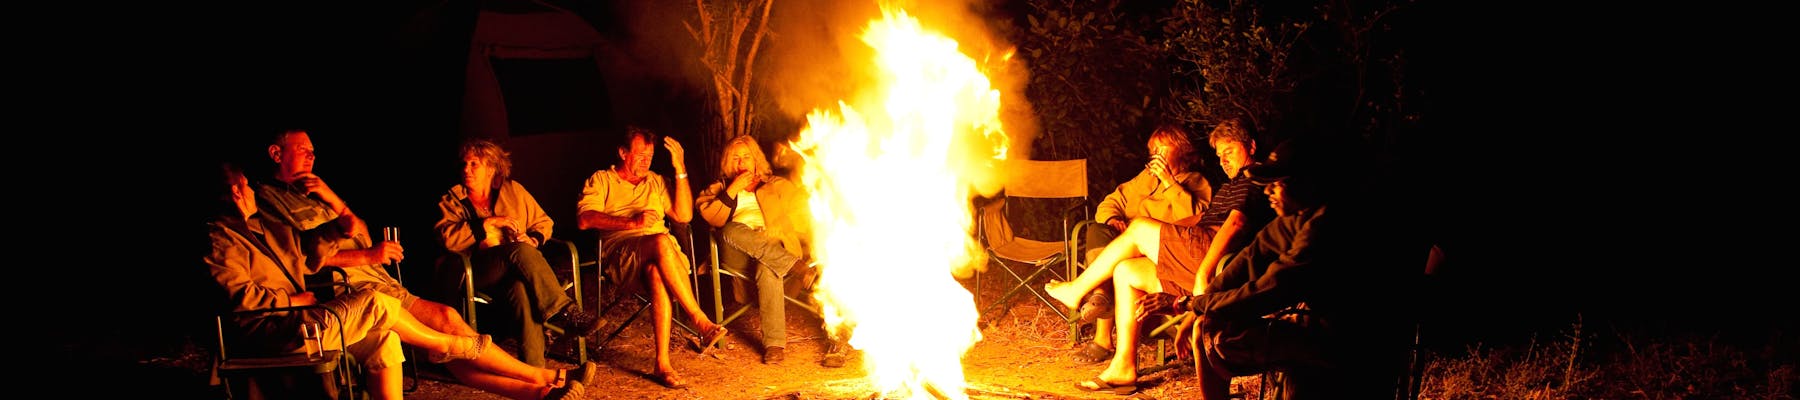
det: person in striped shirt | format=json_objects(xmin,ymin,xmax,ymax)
[{"xmin": 1046, "ymin": 118, "xmax": 1276, "ymax": 393}]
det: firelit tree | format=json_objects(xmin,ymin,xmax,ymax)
[
  {"xmin": 686, "ymin": 0, "xmax": 777, "ymax": 157},
  {"xmin": 1161, "ymin": 0, "xmax": 1422, "ymax": 150},
  {"xmin": 1009, "ymin": 0, "xmax": 1168, "ymax": 198}
]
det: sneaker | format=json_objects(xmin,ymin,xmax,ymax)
[
  {"xmin": 821, "ymin": 340, "xmax": 849, "ymax": 368},
  {"xmin": 763, "ymin": 346, "xmax": 785, "ymax": 364},
  {"xmin": 549, "ymin": 307, "xmax": 605, "ymax": 338},
  {"xmin": 545, "ymin": 380, "xmax": 586, "ymax": 400}
]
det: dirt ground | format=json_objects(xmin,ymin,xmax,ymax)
[
  {"xmin": 394, "ymin": 270, "xmax": 1230, "ymax": 400},
  {"xmin": 97, "ymin": 271, "xmax": 1249, "ymax": 400}
]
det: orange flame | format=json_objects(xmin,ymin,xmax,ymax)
[{"xmin": 789, "ymin": 7, "xmax": 1009, "ymax": 400}]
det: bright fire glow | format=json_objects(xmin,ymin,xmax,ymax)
[{"xmin": 789, "ymin": 7, "xmax": 1009, "ymax": 400}]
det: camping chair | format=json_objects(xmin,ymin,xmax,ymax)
[
  {"xmin": 441, "ymin": 238, "xmax": 588, "ymax": 365},
  {"xmin": 701, "ymin": 228, "xmax": 822, "ymax": 340},
  {"xmin": 972, "ymin": 158, "xmax": 1089, "ymax": 333},
  {"xmin": 1398, "ymin": 244, "xmax": 1446, "ymax": 400},
  {"xmin": 213, "ymin": 267, "xmax": 360, "ymax": 400},
  {"xmin": 589, "ymin": 220, "xmax": 704, "ymax": 352}
]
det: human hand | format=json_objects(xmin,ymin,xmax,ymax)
[
  {"xmin": 1107, "ymin": 217, "xmax": 1129, "ymax": 232},
  {"xmin": 294, "ymin": 172, "xmax": 343, "ymax": 207},
  {"xmin": 290, "ymin": 291, "xmax": 318, "ymax": 306},
  {"xmin": 1135, "ymin": 292, "xmax": 1186, "ymax": 322},
  {"xmin": 485, "ymin": 216, "xmax": 527, "ymax": 243},
  {"xmin": 368, "ymin": 241, "xmax": 405, "ymax": 265},
  {"xmin": 638, "ymin": 209, "xmax": 663, "ymax": 229},
  {"xmin": 664, "ymin": 136, "xmax": 687, "ymax": 175},
  {"xmin": 728, "ymin": 171, "xmax": 760, "ymax": 195},
  {"xmin": 1147, "ymin": 155, "xmax": 1172, "ymax": 186}
]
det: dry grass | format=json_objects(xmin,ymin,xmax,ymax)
[{"xmin": 1420, "ymin": 317, "xmax": 1796, "ymax": 400}]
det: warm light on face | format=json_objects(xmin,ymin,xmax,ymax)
[
  {"xmin": 462, "ymin": 154, "xmax": 494, "ymax": 189},
  {"xmin": 619, "ymin": 137, "xmax": 655, "ymax": 178},
  {"xmin": 1215, "ymin": 140, "xmax": 1251, "ymax": 179},
  {"xmin": 788, "ymin": 7, "xmax": 1009, "ymax": 399},
  {"xmin": 276, "ymin": 132, "xmax": 317, "ymax": 180}
]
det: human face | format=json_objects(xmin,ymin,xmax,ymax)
[
  {"xmin": 1214, "ymin": 139, "xmax": 1253, "ymax": 179},
  {"xmin": 461, "ymin": 153, "xmax": 495, "ymax": 190},
  {"xmin": 1148, "ymin": 137, "xmax": 1174, "ymax": 163},
  {"xmin": 231, "ymin": 173, "xmax": 257, "ymax": 217},
  {"xmin": 725, "ymin": 143, "xmax": 757, "ymax": 178},
  {"xmin": 1264, "ymin": 180, "xmax": 1296, "ymax": 217},
  {"xmin": 617, "ymin": 135, "xmax": 656, "ymax": 179},
  {"xmin": 273, "ymin": 132, "xmax": 317, "ymax": 181}
]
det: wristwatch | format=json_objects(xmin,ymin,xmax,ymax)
[{"xmin": 1178, "ymin": 294, "xmax": 1201, "ymax": 315}]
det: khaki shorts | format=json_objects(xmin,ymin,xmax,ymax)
[{"xmin": 602, "ymin": 233, "xmax": 691, "ymax": 293}]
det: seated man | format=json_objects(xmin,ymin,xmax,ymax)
[
  {"xmin": 697, "ymin": 136, "xmax": 841, "ymax": 366},
  {"xmin": 255, "ymin": 130, "xmax": 596, "ymax": 397},
  {"xmin": 576, "ymin": 126, "xmax": 727, "ymax": 389},
  {"xmin": 1123, "ymin": 138, "xmax": 1413, "ymax": 397},
  {"xmin": 208, "ymin": 162, "xmax": 588, "ymax": 400},
  {"xmin": 1075, "ymin": 123, "xmax": 1214, "ymax": 364}
]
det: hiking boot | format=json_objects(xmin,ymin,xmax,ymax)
[
  {"xmin": 549, "ymin": 307, "xmax": 605, "ymax": 338},
  {"xmin": 763, "ymin": 346, "xmax": 785, "ymax": 364},
  {"xmin": 822, "ymin": 340, "xmax": 849, "ymax": 368}
]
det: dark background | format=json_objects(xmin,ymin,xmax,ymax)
[{"xmin": 51, "ymin": 0, "xmax": 1791, "ymax": 373}]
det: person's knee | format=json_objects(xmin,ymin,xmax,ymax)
[{"xmin": 507, "ymin": 241, "xmax": 545, "ymax": 262}]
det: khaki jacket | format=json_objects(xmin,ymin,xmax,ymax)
[{"xmin": 696, "ymin": 176, "xmax": 812, "ymax": 256}]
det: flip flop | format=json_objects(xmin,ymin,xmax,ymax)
[
  {"xmin": 695, "ymin": 324, "xmax": 730, "ymax": 355},
  {"xmin": 1071, "ymin": 342, "xmax": 1113, "ymax": 365},
  {"xmin": 648, "ymin": 371, "xmax": 689, "ymax": 389},
  {"xmin": 1074, "ymin": 376, "xmax": 1138, "ymax": 395}
]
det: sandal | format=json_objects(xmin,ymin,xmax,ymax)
[
  {"xmin": 695, "ymin": 324, "xmax": 730, "ymax": 354},
  {"xmin": 544, "ymin": 381, "xmax": 585, "ymax": 400},
  {"xmin": 648, "ymin": 370, "xmax": 689, "ymax": 389},
  {"xmin": 1074, "ymin": 376, "xmax": 1138, "ymax": 395},
  {"xmin": 1071, "ymin": 342, "xmax": 1113, "ymax": 365}
]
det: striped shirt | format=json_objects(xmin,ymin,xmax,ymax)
[{"xmin": 1196, "ymin": 174, "xmax": 1270, "ymax": 229}]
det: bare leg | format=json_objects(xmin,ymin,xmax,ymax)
[
  {"xmin": 378, "ymin": 298, "xmax": 556, "ymax": 391},
  {"xmin": 449, "ymin": 369, "xmax": 556, "ymax": 400},
  {"xmin": 648, "ymin": 265, "xmax": 677, "ymax": 376},
  {"xmin": 1094, "ymin": 317, "xmax": 1115, "ymax": 348},
  {"xmin": 409, "ymin": 298, "xmax": 562, "ymax": 394},
  {"xmin": 368, "ymin": 364, "xmax": 403, "ymax": 400},
  {"xmin": 653, "ymin": 235, "xmax": 716, "ymax": 330},
  {"xmin": 1096, "ymin": 257, "xmax": 1164, "ymax": 384},
  {"xmin": 1047, "ymin": 218, "xmax": 1165, "ymax": 309}
]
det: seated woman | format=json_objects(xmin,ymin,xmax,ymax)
[
  {"xmin": 696, "ymin": 136, "xmax": 827, "ymax": 366},
  {"xmin": 435, "ymin": 139, "xmax": 602, "ymax": 367},
  {"xmin": 206, "ymin": 161, "xmax": 590, "ymax": 400}
]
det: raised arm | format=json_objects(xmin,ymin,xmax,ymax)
[{"xmin": 665, "ymin": 136, "xmax": 694, "ymax": 224}]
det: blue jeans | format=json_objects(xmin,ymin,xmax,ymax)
[{"xmin": 719, "ymin": 222, "xmax": 803, "ymax": 348}]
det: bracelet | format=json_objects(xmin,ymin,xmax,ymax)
[{"xmin": 676, "ymin": 173, "xmax": 689, "ymax": 179}]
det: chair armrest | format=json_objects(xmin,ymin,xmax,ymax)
[
  {"xmin": 541, "ymin": 237, "xmax": 582, "ymax": 310},
  {"xmin": 217, "ymin": 304, "xmax": 347, "ymax": 360},
  {"xmin": 304, "ymin": 267, "xmax": 353, "ymax": 300}
]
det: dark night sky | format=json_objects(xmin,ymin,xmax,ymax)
[{"xmin": 58, "ymin": 0, "xmax": 1792, "ymax": 350}]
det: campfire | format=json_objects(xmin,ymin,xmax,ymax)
[{"xmin": 788, "ymin": 6, "xmax": 1019, "ymax": 400}]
